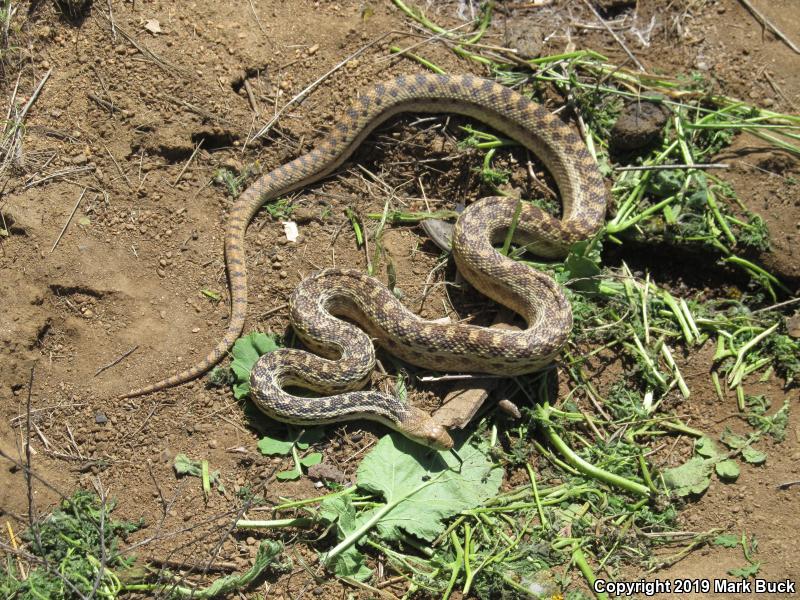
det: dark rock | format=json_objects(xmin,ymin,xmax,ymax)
[
  {"xmin": 611, "ymin": 100, "xmax": 669, "ymax": 152},
  {"xmin": 504, "ymin": 21, "xmax": 543, "ymax": 59}
]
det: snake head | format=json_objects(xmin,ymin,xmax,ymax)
[{"xmin": 402, "ymin": 411, "xmax": 454, "ymax": 450}]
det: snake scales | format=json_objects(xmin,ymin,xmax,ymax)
[{"xmin": 123, "ymin": 73, "xmax": 606, "ymax": 449}]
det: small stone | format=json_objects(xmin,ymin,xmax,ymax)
[
  {"xmin": 159, "ymin": 258, "xmax": 167, "ymax": 267},
  {"xmin": 94, "ymin": 412, "xmax": 108, "ymax": 424},
  {"xmin": 307, "ymin": 44, "xmax": 319, "ymax": 56},
  {"xmin": 610, "ymin": 99, "xmax": 670, "ymax": 152},
  {"xmin": 192, "ymin": 327, "xmax": 200, "ymax": 333},
  {"xmin": 279, "ymin": 270, "xmax": 288, "ymax": 279},
  {"xmin": 246, "ymin": 536, "xmax": 256, "ymax": 546},
  {"xmin": 208, "ymin": 439, "xmax": 218, "ymax": 449}
]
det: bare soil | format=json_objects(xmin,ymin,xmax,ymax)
[{"xmin": 1, "ymin": 1, "xmax": 798, "ymax": 598}]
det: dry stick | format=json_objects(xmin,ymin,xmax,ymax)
[
  {"xmin": 102, "ymin": 16, "xmax": 184, "ymax": 75},
  {"xmin": 95, "ymin": 345, "xmax": 138, "ymax": 376},
  {"xmin": 615, "ymin": 163, "xmax": 730, "ymax": 172},
  {"xmin": 778, "ymin": 480, "xmax": 800, "ymax": 490},
  {"xmin": 106, "ymin": 0, "xmax": 116, "ymax": 41},
  {"xmin": 247, "ymin": 0, "xmax": 269, "ymax": 37},
  {"xmin": 104, "ymin": 144, "xmax": 132, "ymax": 189},
  {"xmin": 250, "ymin": 32, "xmax": 392, "ymax": 143},
  {"xmin": 19, "ymin": 69, "xmax": 52, "ymax": 122},
  {"xmin": 88, "ymin": 92, "xmax": 119, "ymax": 114},
  {"xmin": 243, "ymin": 78, "xmax": 260, "ymax": 116},
  {"xmin": 162, "ymin": 94, "xmax": 236, "ymax": 127},
  {"xmin": 50, "ymin": 187, "xmax": 87, "ymax": 253},
  {"xmin": 737, "ymin": 0, "xmax": 800, "ymax": 55},
  {"xmin": 751, "ymin": 296, "xmax": 800, "ymax": 314},
  {"xmin": 762, "ymin": 70, "xmax": 796, "ymax": 110},
  {"xmin": 25, "ymin": 366, "xmax": 37, "ymax": 539},
  {"xmin": 5, "ymin": 521, "xmax": 26, "ymax": 579},
  {"xmin": 173, "ymin": 140, "xmax": 203, "ymax": 186},
  {"xmin": 25, "ymin": 165, "xmax": 95, "ymax": 189},
  {"xmin": 580, "ymin": 0, "xmax": 645, "ymax": 71},
  {"xmin": 257, "ymin": 302, "xmax": 289, "ymax": 319}
]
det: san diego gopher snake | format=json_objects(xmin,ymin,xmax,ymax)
[{"xmin": 123, "ymin": 73, "xmax": 606, "ymax": 449}]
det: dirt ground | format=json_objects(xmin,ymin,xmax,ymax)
[{"xmin": 1, "ymin": 0, "xmax": 798, "ymax": 598}]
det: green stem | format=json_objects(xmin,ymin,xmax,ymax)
[
  {"xmin": 572, "ymin": 545, "xmax": 608, "ymax": 600},
  {"xmin": 536, "ymin": 405, "xmax": 651, "ymax": 497}
]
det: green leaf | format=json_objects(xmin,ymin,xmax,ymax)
[
  {"xmin": 715, "ymin": 460, "xmax": 740, "ymax": 482},
  {"xmin": 276, "ymin": 469, "xmax": 301, "ymax": 481},
  {"xmin": 720, "ymin": 428, "xmax": 747, "ymax": 450},
  {"xmin": 300, "ymin": 452, "xmax": 323, "ymax": 468},
  {"xmin": 230, "ymin": 332, "xmax": 280, "ymax": 399},
  {"xmin": 564, "ymin": 240, "xmax": 601, "ymax": 292},
  {"xmin": 257, "ymin": 436, "xmax": 295, "ymax": 456},
  {"xmin": 741, "ymin": 446, "xmax": 767, "ymax": 465},
  {"xmin": 662, "ymin": 456, "xmax": 712, "ymax": 497},
  {"xmin": 201, "ymin": 289, "xmax": 222, "ymax": 301},
  {"xmin": 326, "ymin": 545, "xmax": 372, "ymax": 581},
  {"xmin": 713, "ymin": 534, "xmax": 740, "ymax": 548},
  {"xmin": 174, "ymin": 453, "xmax": 202, "ymax": 477},
  {"xmin": 319, "ymin": 496, "xmax": 372, "ymax": 581},
  {"xmin": 729, "ymin": 562, "xmax": 760, "ymax": 578},
  {"xmin": 695, "ymin": 436, "xmax": 721, "ymax": 459},
  {"xmin": 356, "ymin": 434, "xmax": 502, "ymax": 542}
]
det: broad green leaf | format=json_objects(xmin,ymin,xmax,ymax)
[
  {"xmin": 741, "ymin": 446, "xmax": 767, "ymax": 465},
  {"xmin": 662, "ymin": 456, "xmax": 712, "ymax": 497},
  {"xmin": 276, "ymin": 469, "xmax": 301, "ymax": 481},
  {"xmin": 356, "ymin": 434, "xmax": 502, "ymax": 542},
  {"xmin": 319, "ymin": 496, "xmax": 372, "ymax": 581},
  {"xmin": 715, "ymin": 460, "xmax": 740, "ymax": 481},
  {"xmin": 564, "ymin": 241, "xmax": 601, "ymax": 292},
  {"xmin": 257, "ymin": 436, "xmax": 294, "ymax": 456},
  {"xmin": 301, "ymin": 452, "xmax": 323, "ymax": 468},
  {"xmin": 695, "ymin": 436, "xmax": 721, "ymax": 459},
  {"xmin": 230, "ymin": 332, "xmax": 280, "ymax": 399},
  {"xmin": 174, "ymin": 453, "xmax": 202, "ymax": 477},
  {"xmin": 713, "ymin": 534, "xmax": 740, "ymax": 548},
  {"xmin": 720, "ymin": 428, "xmax": 747, "ymax": 450},
  {"xmin": 326, "ymin": 546, "xmax": 371, "ymax": 581},
  {"xmin": 729, "ymin": 563, "xmax": 760, "ymax": 578}
]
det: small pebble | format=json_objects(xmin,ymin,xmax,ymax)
[{"xmin": 94, "ymin": 411, "xmax": 108, "ymax": 424}]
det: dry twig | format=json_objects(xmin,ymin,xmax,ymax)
[
  {"xmin": 250, "ymin": 32, "xmax": 392, "ymax": 143},
  {"xmin": 50, "ymin": 188, "xmax": 87, "ymax": 253},
  {"xmin": 737, "ymin": 0, "xmax": 800, "ymax": 55}
]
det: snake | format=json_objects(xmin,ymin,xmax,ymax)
[{"xmin": 123, "ymin": 73, "xmax": 606, "ymax": 450}]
